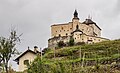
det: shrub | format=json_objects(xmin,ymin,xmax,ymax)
[
  {"xmin": 57, "ymin": 41, "xmax": 66, "ymax": 48},
  {"xmin": 68, "ymin": 37, "xmax": 74, "ymax": 46},
  {"xmin": 76, "ymin": 42, "xmax": 85, "ymax": 45}
]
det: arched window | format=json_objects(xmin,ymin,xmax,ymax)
[
  {"xmin": 24, "ymin": 60, "xmax": 29, "ymax": 65},
  {"xmin": 66, "ymin": 33, "xmax": 68, "ymax": 36},
  {"xmin": 76, "ymin": 25, "xmax": 79, "ymax": 29},
  {"xmin": 61, "ymin": 27, "xmax": 63, "ymax": 30},
  {"xmin": 59, "ymin": 34, "xmax": 61, "ymax": 37}
]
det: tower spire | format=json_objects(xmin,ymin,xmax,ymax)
[
  {"xmin": 88, "ymin": 14, "xmax": 92, "ymax": 19},
  {"xmin": 74, "ymin": 9, "xmax": 78, "ymax": 18},
  {"xmin": 73, "ymin": 9, "xmax": 79, "ymax": 20}
]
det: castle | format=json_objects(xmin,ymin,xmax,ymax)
[{"xmin": 48, "ymin": 10, "xmax": 108, "ymax": 48}]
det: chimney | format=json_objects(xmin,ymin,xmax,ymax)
[{"xmin": 34, "ymin": 46, "xmax": 39, "ymax": 53}]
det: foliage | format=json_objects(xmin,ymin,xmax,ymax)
[
  {"xmin": 76, "ymin": 42, "xmax": 85, "ymax": 45},
  {"xmin": 27, "ymin": 40, "xmax": 120, "ymax": 73},
  {"xmin": 0, "ymin": 30, "xmax": 21, "ymax": 73},
  {"xmin": 27, "ymin": 57, "xmax": 51, "ymax": 73},
  {"xmin": 68, "ymin": 37, "xmax": 74, "ymax": 46},
  {"xmin": 57, "ymin": 41, "xmax": 66, "ymax": 48}
]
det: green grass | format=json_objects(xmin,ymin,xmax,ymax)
[
  {"xmin": 44, "ymin": 40, "xmax": 120, "ymax": 61},
  {"xmin": 27, "ymin": 39, "xmax": 120, "ymax": 73}
]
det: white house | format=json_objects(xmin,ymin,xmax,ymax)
[{"xmin": 15, "ymin": 46, "xmax": 40, "ymax": 72}]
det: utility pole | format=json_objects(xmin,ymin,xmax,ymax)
[
  {"xmin": 79, "ymin": 47, "xmax": 81, "ymax": 59},
  {"xmin": 79, "ymin": 47, "xmax": 81, "ymax": 68},
  {"xmin": 82, "ymin": 52, "xmax": 85, "ymax": 68}
]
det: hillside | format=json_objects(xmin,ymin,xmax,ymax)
[{"xmin": 28, "ymin": 39, "xmax": 120, "ymax": 73}]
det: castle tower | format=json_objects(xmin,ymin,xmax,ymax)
[{"xmin": 72, "ymin": 10, "xmax": 80, "ymax": 31}]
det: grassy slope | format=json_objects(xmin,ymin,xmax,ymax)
[
  {"xmin": 40, "ymin": 40, "xmax": 120, "ymax": 72},
  {"xmin": 44, "ymin": 40, "xmax": 120, "ymax": 62}
]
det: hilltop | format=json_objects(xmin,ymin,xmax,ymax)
[{"xmin": 27, "ymin": 39, "xmax": 120, "ymax": 73}]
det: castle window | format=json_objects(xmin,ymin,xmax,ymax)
[
  {"xmin": 56, "ymin": 31, "xmax": 57, "ymax": 32},
  {"xmin": 59, "ymin": 34, "xmax": 61, "ymax": 37},
  {"xmin": 61, "ymin": 27, "xmax": 63, "ymax": 30},
  {"xmin": 60, "ymin": 30, "xmax": 61, "ymax": 32},
  {"xmin": 64, "ymin": 30, "xmax": 65, "ymax": 31},
  {"xmin": 70, "ymin": 28, "xmax": 72, "ymax": 30},
  {"xmin": 66, "ymin": 33, "xmax": 68, "ymax": 36},
  {"xmin": 75, "ymin": 38, "xmax": 76, "ymax": 39},
  {"xmin": 24, "ymin": 60, "xmax": 29, "ymax": 65},
  {"xmin": 67, "ymin": 30, "xmax": 69, "ymax": 31}
]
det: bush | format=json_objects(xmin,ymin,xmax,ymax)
[
  {"xmin": 76, "ymin": 42, "xmax": 85, "ymax": 45},
  {"xmin": 57, "ymin": 41, "xmax": 66, "ymax": 48},
  {"xmin": 68, "ymin": 37, "xmax": 74, "ymax": 46}
]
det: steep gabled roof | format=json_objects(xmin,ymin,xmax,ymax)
[
  {"xmin": 82, "ymin": 19, "xmax": 101, "ymax": 30},
  {"xmin": 82, "ymin": 19, "xmax": 96, "ymax": 24},
  {"xmin": 14, "ymin": 49, "xmax": 37, "ymax": 63}
]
